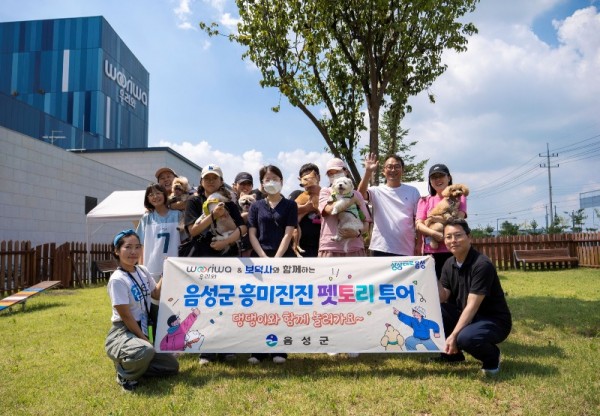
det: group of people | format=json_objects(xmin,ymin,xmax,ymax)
[{"xmin": 104, "ymin": 155, "xmax": 511, "ymax": 392}]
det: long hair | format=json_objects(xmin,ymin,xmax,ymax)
[{"xmin": 144, "ymin": 183, "xmax": 169, "ymax": 211}]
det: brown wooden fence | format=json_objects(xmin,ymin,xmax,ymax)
[
  {"xmin": 471, "ymin": 232, "xmax": 600, "ymax": 270},
  {"xmin": 1, "ymin": 240, "xmax": 114, "ymax": 296}
]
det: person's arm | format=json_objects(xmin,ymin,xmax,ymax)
[
  {"xmin": 115, "ymin": 304, "xmax": 149, "ymax": 342},
  {"xmin": 150, "ymin": 276, "xmax": 162, "ymax": 300},
  {"xmin": 357, "ymin": 153, "xmax": 378, "ymax": 200},
  {"xmin": 249, "ymin": 227, "xmax": 267, "ymax": 257},
  {"xmin": 444, "ymin": 293, "xmax": 485, "ymax": 354},
  {"xmin": 275, "ymin": 225, "xmax": 295, "ymax": 257}
]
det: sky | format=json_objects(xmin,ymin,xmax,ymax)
[{"xmin": 2, "ymin": 0, "xmax": 600, "ymax": 231}]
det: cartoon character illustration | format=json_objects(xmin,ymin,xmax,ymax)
[
  {"xmin": 380, "ymin": 323, "xmax": 405, "ymax": 351},
  {"xmin": 184, "ymin": 330, "xmax": 205, "ymax": 350},
  {"xmin": 159, "ymin": 308, "xmax": 203, "ymax": 351},
  {"xmin": 393, "ymin": 306, "xmax": 440, "ymax": 351}
]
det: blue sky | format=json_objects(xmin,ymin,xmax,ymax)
[{"xmin": 2, "ymin": 0, "xmax": 600, "ymax": 231}]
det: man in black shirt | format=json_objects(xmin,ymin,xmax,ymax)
[{"xmin": 438, "ymin": 218, "xmax": 512, "ymax": 375}]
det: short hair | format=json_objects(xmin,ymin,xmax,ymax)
[
  {"xmin": 259, "ymin": 165, "xmax": 283, "ymax": 182},
  {"xmin": 444, "ymin": 218, "xmax": 471, "ymax": 235},
  {"xmin": 144, "ymin": 183, "xmax": 169, "ymax": 211},
  {"xmin": 384, "ymin": 154, "xmax": 405, "ymax": 168},
  {"xmin": 298, "ymin": 163, "xmax": 319, "ymax": 178}
]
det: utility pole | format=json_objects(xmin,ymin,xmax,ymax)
[{"xmin": 540, "ymin": 143, "xmax": 558, "ymax": 226}]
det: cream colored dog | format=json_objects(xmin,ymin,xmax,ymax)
[
  {"xmin": 329, "ymin": 177, "xmax": 364, "ymax": 251},
  {"xmin": 196, "ymin": 191, "xmax": 238, "ymax": 253},
  {"xmin": 380, "ymin": 323, "xmax": 405, "ymax": 351},
  {"xmin": 424, "ymin": 183, "xmax": 469, "ymax": 249}
]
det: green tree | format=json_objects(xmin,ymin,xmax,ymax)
[
  {"xmin": 529, "ymin": 219, "xmax": 540, "ymax": 235},
  {"xmin": 201, "ymin": 0, "xmax": 479, "ymax": 182},
  {"xmin": 548, "ymin": 214, "xmax": 569, "ymax": 234},
  {"xmin": 471, "ymin": 225, "xmax": 494, "ymax": 238},
  {"xmin": 360, "ymin": 108, "xmax": 428, "ymax": 182},
  {"xmin": 564, "ymin": 209, "xmax": 587, "ymax": 233},
  {"xmin": 499, "ymin": 221, "xmax": 519, "ymax": 236}
]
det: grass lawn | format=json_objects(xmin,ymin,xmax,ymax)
[{"xmin": 1, "ymin": 268, "xmax": 599, "ymax": 415}]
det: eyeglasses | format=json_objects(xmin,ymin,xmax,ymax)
[
  {"xmin": 202, "ymin": 176, "xmax": 220, "ymax": 182},
  {"xmin": 148, "ymin": 192, "xmax": 163, "ymax": 198},
  {"xmin": 384, "ymin": 164, "xmax": 402, "ymax": 171},
  {"xmin": 444, "ymin": 232, "xmax": 466, "ymax": 241}
]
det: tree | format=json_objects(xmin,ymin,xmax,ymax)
[
  {"xmin": 360, "ymin": 108, "xmax": 428, "ymax": 182},
  {"xmin": 499, "ymin": 221, "xmax": 519, "ymax": 236},
  {"xmin": 529, "ymin": 219, "xmax": 540, "ymax": 235},
  {"xmin": 471, "ymin": 225, "xmax": 494, "ymax": 238},
  {"xmin": 548, "ymin": 214, "xmax": 569, "ymax": 234},
  {"xmin": 564, "ymin": 209, "xmax": 587, "ymax": 233},
  {"xmin": 201, "ymin": 0, "xmax": 479, "ymax": 183}
]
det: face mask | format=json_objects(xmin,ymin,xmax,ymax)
[
  {"xmin": 263, "ymin": 180, "xmax": 282, "ymax": 195},
  {"xmin": 328, "ymin": 172, "xmax": 345, "ymax": 183}
]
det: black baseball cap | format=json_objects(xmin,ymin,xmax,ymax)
[
  {"xmin": 429, "ymin": 164, "xmax": 450, "ymax": 177},
  {"xmin": 234, "ymin": 172, "xmax": 253, "ymax": 184}
]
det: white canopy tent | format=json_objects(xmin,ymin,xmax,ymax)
[{"xmin": 85, "ymin": 190, "xmax": 146, "ymax": 282}]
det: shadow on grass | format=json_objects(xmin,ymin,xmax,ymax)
[
  {"xmin": 508, "ymin": 296, "xmax": 600, "ymax": 337},
  {"xmin": 0, "ymin": 301, "xmax": 66, "ymax": 316}
]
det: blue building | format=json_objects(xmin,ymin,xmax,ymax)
[{"xmin": 0, "ymin": 16, "xmax": 149, "ymax": 150}]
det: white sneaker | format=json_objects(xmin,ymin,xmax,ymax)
[
  {"xmin": 272, "ymin": 356, "xmax": 287, "ymax": 364},
  {"xmin": 347, "ymin": 353, "xmax": 360, "ymax": 358},
  {"xmin": 247, "ymin": 356, "xmax": 260, "ymax": 365},
  {"xmin": 198, "ymin": 358, "xmax": 211, "ymax": 365},
  {"xmin": 327, "ymin": 353, "xmax": 338, "ymax": 356}
]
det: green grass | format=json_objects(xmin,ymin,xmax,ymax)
[{"xmin": 1, "ymin": 269, "xmax": 599, "ymax": 415}]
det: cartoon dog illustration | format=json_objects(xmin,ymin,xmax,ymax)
[{"xmin": 380, "ymin": 323, "xmax": 405, "ymax": 351}]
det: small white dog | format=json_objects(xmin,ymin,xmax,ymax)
[
  {"xmin": 329, "ymin": 177, "xmax": 364, "ymax": 251},
  {"xmin": 196, "ymin": 191, "xmax": 238, "ymax": 253}
]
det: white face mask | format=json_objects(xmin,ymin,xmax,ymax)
[
  {"xmin": 263, "ymin": 180, "xmax": 282, "ymax": 195},
  {"xmin": 328, "ymin": 172, "xmax": 346, "ymax": 183}
]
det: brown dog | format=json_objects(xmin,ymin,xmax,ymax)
[{"xmin": 424, "ymin": 183, "xmax": 469, "ymax": 249}]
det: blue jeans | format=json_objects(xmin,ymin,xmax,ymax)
[
  {"xmin": 441, "ymin": 303, "xmax": 511, "ymax": 369},
  {"xmin": 405, "ymin": 336, "xmax": 439, "ymax": 351}
]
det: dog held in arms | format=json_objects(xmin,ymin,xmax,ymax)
[
  {"xmin": 329, "ymin": 177, "xmax": 365, "ymax": 252},
  {"xmin": 424, "ymin": 183, "xmax": 469, "ymax": 249},
  {"xmin": 292, "ymin": 170, "xmax": 320, "ymax": 257},
  {"xmin": 195, "ymin": 191, "xmax": 238, "ymax": 254}
]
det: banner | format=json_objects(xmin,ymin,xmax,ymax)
[{"xmin": 155, "ymin": 256, "xmax": 445, "ymax": 353}]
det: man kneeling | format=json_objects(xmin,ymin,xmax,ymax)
[{"xmin": 437, "ymin": 218, "xmax": 512, "ymax": 375}]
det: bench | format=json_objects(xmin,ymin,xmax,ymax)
[
  {"xmin": 514, "ymin": 248, "xmax": 579, "ymax": 270},
  {"xmin": 93, "ymin": 258, "xmax": 119, "ymax": 280},
  {"xmin": 0, "ymin": 280, "xmax": 62, "ymax": 312}
]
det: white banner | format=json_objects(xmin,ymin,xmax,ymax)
[{"xmin": 156, "ymin": 256, "xmax": 445, "ymax": 353}]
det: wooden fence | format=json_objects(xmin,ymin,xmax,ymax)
[
  {"xmin": 1, "ymin": 240, "xmax": 113, "ymax": 296},
  {"xmin": 2, "ymin": 232, "xmax": 599, "ymax": 295},
  {"xmin": 471, "ymin": 232, "xmax": 600, "ymax": 270}
]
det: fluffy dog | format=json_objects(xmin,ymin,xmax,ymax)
[
  {"xmin": 292, "ymin": 171, "xmax": 320, "ymax": 257},
  {"xmin": 329, "ymin": 177, "xmax": 364, "ymax": 252},
  {"xmin": 196, "ymin": 191, "xmax": 238, "ymax": 253},
  {"xmin": 168, "ymin": 177, "xmax": 190, "ymax": 205},
  {"xmin": 237, "ymin": 193, "xmax": 256, "ymax": 213},
  {"xmin": 424, "ymin": 183, "xmax": 470, "ymax": 249},
  {"xmin": 380, "ymin": 323, "xmax": 405, "ymax": 351}
]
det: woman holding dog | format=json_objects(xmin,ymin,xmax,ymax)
[
  {"xmin": 415, "ymin": 164, "xmax": 467, "ymax": 279},
  {"xmin": 318, "ymin": 158, "xmax": 371, "ymax": 257},
  {"xmin": 183, "ymin": 164, "xmax": 246, "ymax": 257},
  {"xmin": 183, "ymin": 164, "xmax": 247, "ymax": 366}
]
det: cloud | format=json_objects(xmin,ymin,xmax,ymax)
[
  {"xmin": 220, "ymin": 12, "xmax": 240, "ymax": 32},
  {"xmin": 173, "ymin": 0, "xmax": 196, "ymax": 30}
]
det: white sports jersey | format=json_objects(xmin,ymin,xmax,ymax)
[{"xmin": 136, "ymin": 210, "xmax": 182, "ymax": 282}]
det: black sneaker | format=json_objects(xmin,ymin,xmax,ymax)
[
  {"xmin": 430, "ymin": 352, "xmax": 466, "ymax": 363},
  {"xmin": 116, "ymin": 374, "xmax": 138, "ymax": 393}
]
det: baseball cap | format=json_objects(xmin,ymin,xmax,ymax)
[
  {"xmin": 201, "ymin": 164, "xmax": 223, "ymax": 179},
  {"xmin": 234, "ymin": 172, "xmax": 253, "ymax": 184},
  {"xmin": 429, "ymin": 164, "xmax": 450, "ymax": 177},
  {"xmin": 412, "ymin": 306, "xmax": 426, "ymax": 317},
  {"xmin": 325, "ymin": 158, "xmax": 347, "ymax": 172},
  {"xmin": 155, "ymin": 167, "xmax": 178, "ymax": 180}
]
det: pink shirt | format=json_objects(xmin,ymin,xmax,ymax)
[
  {"xmin": 318, "ymin": 188, "xmax": 371, "ymax": 253},
  {"xmin": 416, "ymin": 194, "xmax": 467, "ymax": 254}
]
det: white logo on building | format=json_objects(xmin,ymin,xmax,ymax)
[{"xmin": 104, "ymin": 60, "xmax": 148, "ymax": 108}]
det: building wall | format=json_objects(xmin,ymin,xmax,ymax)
[
  {"xmin": 0, "ymin": 16, "xmax": 149, "ymax": 150},
  {"xmin": 0, "ymin": 126, "xmax": 149, "ymax": 245}
]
